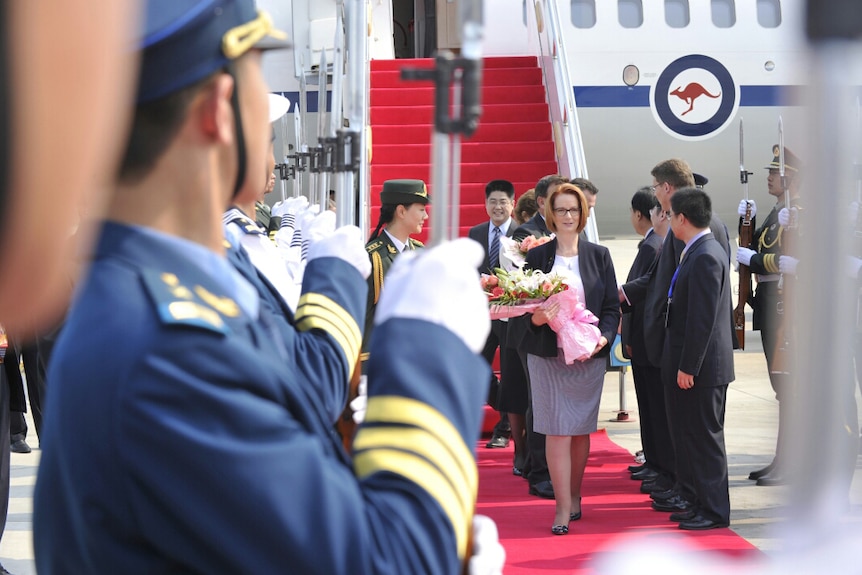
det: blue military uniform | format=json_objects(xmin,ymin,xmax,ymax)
[{"xmin": 35, "ymin": 222, "xmax": 487, "ymax": 574}]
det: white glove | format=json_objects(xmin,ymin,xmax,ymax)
[
  {"xmin": 306, "ymin": 221, "xmax": 372, "ymax": 279},
  {"xmin": 296, "ymin": 204, "xmax": 322, "ymax": 257},
  {"xmin": 851, "ymin": 201, "xmax": 860, "ymax": 226},
  {"xmin": 468, "ymin": 515, "xmax": 506, "ymax": 575},
  {"xmin": 778, "ymin": 207, "xmax": 797, "ymax": 228},
  {"xmin": 779, "ymin": 255, "xmax": 798, "ymax": 276},
  {"xmin": 272, "ymin": 195, "xmax": 308, "ymax": 220},
  {"xmin": 375, "ymin": 238, "xmax": 490, "ymax": 354},
  {"xmin": 736, "ymin": 247, "xmax": 755, "ymax": 266},
  {"xmin": 847, "ymin": 256, "xmax": 862, "ymax": 279},
  {"xmin": 737, "ymin": 199, "xmax": 756, "ymax": 219},
  {"xmin": 350, "ymin": 376, "xmax": 368, "ymax": 424}
]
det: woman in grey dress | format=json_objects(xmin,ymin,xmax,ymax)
[{"xmin": 511, "ymin": 183, "xmax": 619, "ymax": 535}]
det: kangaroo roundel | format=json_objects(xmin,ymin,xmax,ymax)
[{"xmin": 651, "ymin": 54, "xmax": 739, "ymax": 141}]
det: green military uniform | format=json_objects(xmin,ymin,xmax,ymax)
[
  {"xmin": 255, "ymin": 200, "xmax": 272, "ymax": 231},
  {"xmin": 360, "ymin": 180, "xmax": 429, "ymax": 365}
]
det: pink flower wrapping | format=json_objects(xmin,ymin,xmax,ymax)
[{"xmin": 543, "ymin": 289, "xmax": 601, "ymax": 364}]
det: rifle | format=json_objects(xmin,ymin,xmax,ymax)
[
  {"xmin": 734, "ymin": 118, "xmax": 753, "ymax": 350},
  {"xmin": 402, "ymin": 0, "xmax": 483, "ymax": 569},
  {"xmin": 771, "ymin": 117, "xmax": 793, "ymax": 376}
]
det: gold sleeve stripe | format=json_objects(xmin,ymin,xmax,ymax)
[
  {"xmin": 354, "ymin": 448, "xmax": 471, "ymax": 560},
  {"xmin": 353, "ymin": 426, "xmax": 475, "ymax": 514},
  {"xmin": 762, "ymin": 253, "xmax": 779, "ymax": 274},
  {"xmin": 296, "ymin": 293, "xmax": 361, "ymax": 363},
  {"xmin": 362, "ymin": 396, "xmax": 476, "ymax": 492},
  {"xmin": 372, "ymin": 251, "xmax": 384, "ymax": 305}
]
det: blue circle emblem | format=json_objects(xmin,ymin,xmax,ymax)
[{"xmin": 651, "ymin": 55, "xmax": 738, "ymax": 141}]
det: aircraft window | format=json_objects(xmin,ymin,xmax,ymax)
[
  {"xmin": 664, "ymin": 0, "xmax": 690, "ymax": 28},
  {"xmin": 757, "ymin": 0, "xmax": 782, "ymax": 28},
  {"xmin": 618, "ymin": 0, "xmax": 644, "ymax": 28},
  {"xmin": 571, "ymin": 0, "xmax": 597, "ymax": 28},
  {"xmin": 711, "ymin": 0, "xmax": 736, "ymax": 27}
]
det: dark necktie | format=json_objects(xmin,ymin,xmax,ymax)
[{"xmin": 489, "ymin": 226, "xmax": 501, "ymax": 270}]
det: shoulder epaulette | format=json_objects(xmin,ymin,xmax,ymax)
[
  {"xmin": 410, "ymin": 238, "xmax": 424, "ymax": 249},
  {"xmin": 140, "ymin": 269, "xmax": 237, "ymax": 334},
  {"xmin": 366, "ymin": 239, "xmax": 384, "ymax": 253}
]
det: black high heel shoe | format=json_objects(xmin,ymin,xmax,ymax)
[{"xmin": 551, "ymin": 524, "xmax": 569, "ymax": 535}]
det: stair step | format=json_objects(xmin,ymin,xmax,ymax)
[
  {"xmin": 372, "ymin": 121, "xmax": 552, "ymax": 144},
  {"xmin": 371, "ymin": 102, "xmax": 549, "ymax": 125},
  {"xmin": 371, "ymin": 161, "xmax": 557, "ymax": 184},
  {"xmin": 371, "ymin": 85, "xmax": 546, "ymax": 107},
  {"xmin": 371, "ymin": 67, "xmax": 543, "ymax": 89},
  {"xmin": 372, "ymin": 141, "xmax": 556, "ymax": 164},
  {"xmin": 370, "ymin": 56, "xmax": 538, "ymax": 72}
]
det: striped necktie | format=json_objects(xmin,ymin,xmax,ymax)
[{"xmin": 489, "ymin": 226, "xmax": 501, "ymax": 270}]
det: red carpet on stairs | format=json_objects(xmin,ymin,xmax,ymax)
[
  {"xmin": 370, "ymin": 56, "xmax": 558, "ymax": 243},
  {"xmin": 476, "ymin": 430, "xmax": 762, "ymax": 574}
]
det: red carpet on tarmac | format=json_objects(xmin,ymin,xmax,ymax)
[{"xmin": 476, "ymin": 430, "xmax": 763, "ymax": 574}]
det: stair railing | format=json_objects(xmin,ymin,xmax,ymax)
[{"xmin": 526, "ymin": 0, "xmax": 598, "ymax": 243}]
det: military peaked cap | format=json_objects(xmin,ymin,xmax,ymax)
[
  {"xmin": 138, "ymin": 0, "xmax": 290, "ymax": 103},
  {"xmin": 380, "ymin": 179, "xmax": 430, "ymax": 205},
  {"xmin": 765, "ymin": 145, "xmax": 801, "ymax": 173}
]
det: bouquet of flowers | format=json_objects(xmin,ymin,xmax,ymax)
[
  {"xmin": 498, "ymin": 234, "xmax": 554, "ymax": 270},
  {"xmin": 481, "ymin": 268, "xmax": 568, "ymax": 319}
]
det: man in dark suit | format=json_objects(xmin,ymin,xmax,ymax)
[
  {"xmin": 620, "ymin": 159, "xmax": 733, "ymax": 503},
  {"xmin": 663, "ymin": 188, "xmax": 734, "ymax": 530},
  {"xmin": 621, "ymin": 187, "xmax": 674, "ymax": 487},
  {"xmin": 511, "ymin": 175, "xmax": 568, "ymax": 242},
  {"xmin": 468, "ymin": 179, "xmax": 518, "ymax": 451},
  {"xmin": 508, "ymin": 174, "xmax": 567, "ymax": 499}
]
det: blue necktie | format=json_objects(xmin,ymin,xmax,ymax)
[{"xmin": 489, "ymin": 226, "xmax": 501, "ymax": 270}]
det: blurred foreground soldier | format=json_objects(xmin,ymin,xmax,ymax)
[
  {"xmin": 33, "ymin": 2, "xmax": 498, "ymax": 574},
  {"xmin": 735, "ymin": 145, "xmax": 801, "ymax": 486},
  {"xmin": 0, "ymin": 2, "xmax": 138, "ymax": 334}
]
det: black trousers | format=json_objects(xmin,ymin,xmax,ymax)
[
  {"xmin": 631, "ymin": 362, "xmax": 674, "ymax": 480},
  {"xmin": 517, "ymin": 349, "xmax": 549, "ymax": 484}
]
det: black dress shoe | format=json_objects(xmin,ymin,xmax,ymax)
[
  {"xmin": 10, "ymin": 439, "xmax": 31, "ymax": 454},
  {"xmin": 529, "ymin": 480, "xmax": 554, "ymax": 499},
  {"xmin": 650, "ymin": 488, "xmax": 677, "ymax": 501},
  {"xmin": 748, "ymin": 461, "xmax": 775, "ymax": 480},
  {"xmin": 630, "ymin": 468, "xmax": 658, "ymax": 481},
  {"xmin": 651, "ymin": 495, "xmax": 691, "ymax": 512},
  {"xmin": 485, "ymin": 435, "xmax": 509, "ymax": 448},
  {"xmin": 628, "ymin": 463, "xmax": 646, "ymax": 473},
  {"xmin": 640, "ymin": 479, "xmax": 671, "ymax": 494},
  {"xmin": 669, "ymin": 508, "xmax": 698, "ymax": 522},
  {"xmin": 678, "ymin": 514, "xmax": 728, "ymax": 530},
  {"xmin": 513, "ymin": 466, "xmax": 523, "ymax": 477},
  {"xmin": 756, "ymin": 472, "xmax": 788, "ymax": 487}
]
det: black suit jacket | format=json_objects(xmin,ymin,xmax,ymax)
[
  {"xmin": 662, "ymin": 233, "xmax": 735, "ymax": 386},
  {"xmin": 468, "ymin": 219, "xmax": 518, "ymax": 275},
  {"xmin": 621, "ymin": 230, "xmax": 663, "ymax": 364},
  {"xmin": 511, "ymin": 213, "xmax": 549, "ymax": 242},
  {"xmin": 622, "ymin": 213, "xmax": 732, "ymax": 366},
  {"xmin": 509, "ymin": 238, "xmax": 620, "ymax": 359}
]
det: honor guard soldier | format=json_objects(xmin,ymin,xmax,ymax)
[
  {"xmin": 735, "ymin": 145, "xmax": 802, "ymax": 486},
  {"xmin": 33, "ymin": 2, "xmax": 500, "ymax": 574},
  {"xmin": 361, "ymin": 179, "xmax": 429, "ymax": 366}
]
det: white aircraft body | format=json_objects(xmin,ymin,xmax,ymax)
[{"xmin": 258, "ymin": 0, "xmax": 809, "ymax": 237}]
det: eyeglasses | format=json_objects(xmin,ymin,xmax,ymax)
[
  {"xmin": 487, "ymin": 199, "xmax": 511, "ymax": 206},
  {"xmin": 650, "ymin": 183, "xmax": 663, "ymax": 193},
  {"xmin": 553, "ymin": 207, "xmax": 580, "ymax": 217}
]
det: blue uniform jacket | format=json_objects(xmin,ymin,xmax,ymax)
[{"xmin": 34, "ymin": 222, "xmax": 488, "ymax": 575}]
